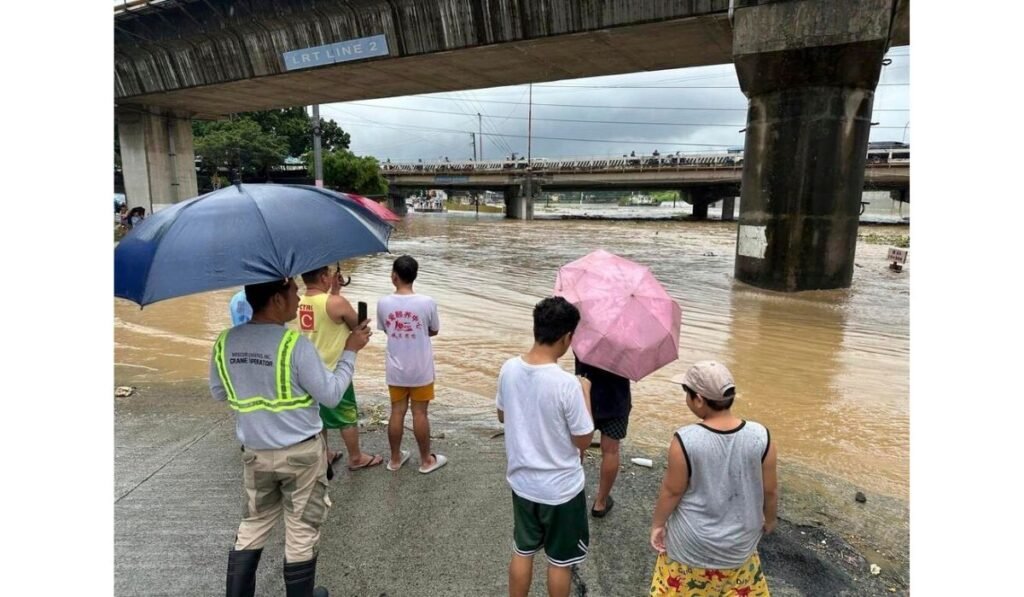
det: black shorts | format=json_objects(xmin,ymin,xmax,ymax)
[
  {"xmin": 594, "ymin": 415, "xmax": 629, "ymax": 440},
  {"xmin": 512, "ymin": 490, "xmax": 589, "ymax": 567}
]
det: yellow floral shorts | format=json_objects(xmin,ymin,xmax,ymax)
[{"xmin": 649, "ymin": 551, "xmax": 770, "ymax": 596}]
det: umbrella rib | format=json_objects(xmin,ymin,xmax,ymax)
[{"xmin": 244, "ymin": 186, "xmax": 288, "ymax": 278}]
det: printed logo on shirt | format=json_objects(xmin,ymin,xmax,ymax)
[
  {"xmin": 384, "ymin": 310, "xmax": 423, "ymax": 340},
  {"xmin": 298, "ymin": 304, "xmax": 315, "ymax": 331},
  {"xmin": 229, "ymin": 351, "xmax": 274, "ymax": 367}
]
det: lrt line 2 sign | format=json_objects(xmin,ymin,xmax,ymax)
[{"xmin": 283, "ymin": 34, "xmax": 388, "ymax": 71}]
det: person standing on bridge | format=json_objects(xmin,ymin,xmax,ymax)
[
  {"xmin": 297, "ymin": 265, "xmax": 383, "ymax": 475},
  {"xmin": 648, "ymin": 361, "xmax": 777, "ymax": 597},
  {"xmin": 211, "ymin": 278, "xmax": 372, "ymax": 597},
  {"xmin": 377, "ymin": 255, "xmax": 446, "ymax": 473}
]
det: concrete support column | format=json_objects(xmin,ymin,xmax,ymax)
[
  {"xmin": 721, "ymin": 196, "xmax": 736, "ymax": 222},
  {"xmin": 387, "ymin": 192, "xmax": 408, "ymax": 216},
  {"xmin": 731, "ymin": 0, "xmax": 894, "ymax": 291},
  {"xmin": 116, "ymin": 105, "xmax": 197, "ymax": 212},
  {"xmin": 504, "ymin": 186, "xmax": 533, "ymax": 220},
  {"xmin": 687, "ymin": 187, "xmax": 716, "ymax": 221}
]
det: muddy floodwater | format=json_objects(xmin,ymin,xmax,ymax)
[{"xmin": 115, "ymin": 214, "xmax": 909, "ymax": 504}]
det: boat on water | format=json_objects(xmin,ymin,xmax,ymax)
[
  {"xmin": 628, "ymin": 194, "xmax": 658, "ymax": 206},
  {"xmin": 405, "ymin": 195, "xmax": 447, "ymax": 213}
]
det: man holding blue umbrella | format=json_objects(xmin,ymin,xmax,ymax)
[{"xmin": 212, "ymin": 277, "xmax": 371, "ymax": 597}]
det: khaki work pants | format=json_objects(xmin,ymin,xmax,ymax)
[{"xmin": 234, "ymin": 435, "xmax": 332, "ymax": 562}]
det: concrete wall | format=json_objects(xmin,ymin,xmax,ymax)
[{"xmin": 116, "ymin": 106, "xmax": 197, "ymax": 211}]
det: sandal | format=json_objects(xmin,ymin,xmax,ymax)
[
  {"xmin": 418, "ymin": 453, "xmax": 448, "ymax": 474},
  {"xmin": 591, "ymin": 495, "xmax": 614, "ymax": 518},
  {"xmin": 348, "ymin": 454, "xmax": 384, "ymax": 471}
]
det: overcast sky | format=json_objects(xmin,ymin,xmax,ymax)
[{"xmin": 321, "ymin": 46, "xmax": 909, "ymax": 163}]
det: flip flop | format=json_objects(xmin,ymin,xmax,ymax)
[
  {"xmin": 591, "ymin": 495, "xmax": 614, "ymax": 518},
  {"xmin": 348, "ymin": 454, "xmax": 384, "ymax": 471},
  {"xmin": 387, "ymin": 450, "xmax": 411, "ymax": 472},
  {"xmin": 418, "ymin": 453, "xmax": 448, "ymax": 474}
]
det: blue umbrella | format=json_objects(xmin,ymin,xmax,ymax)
[{"xmin": 115, "ymin": 184, "xmax": 392, "ymax": 306}]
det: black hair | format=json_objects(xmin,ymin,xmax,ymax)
[
  {"xmin": 533, "ymin": 297, "xmax": 581, "ymax": 345},
  {"xmin": 684, "ymin": 385, "xmax": 735, "ymax": 411},
  {"xmin": 245, "ymin": 279, "xmax": 290, "ymax": 312},
  {"xmin": 393, "ymin": 255, "xmax": 419, "ymax": 284},
  {"xmin": 301, "ymin": 266, "xmax": 329, "ymax": 285}
]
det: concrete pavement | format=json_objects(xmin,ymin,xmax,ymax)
[{"xmin": 115, "ymin": 380, "xmax": 905, "ymax": 596}]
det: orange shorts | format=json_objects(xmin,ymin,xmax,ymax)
[{"xmin": 388, "ymin": 383, "xmax": 435, "ymax": 403}]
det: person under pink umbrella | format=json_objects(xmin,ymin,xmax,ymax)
[{"xmin": 555, "ymin": 249, "xmax": 682, "ymax": 518}]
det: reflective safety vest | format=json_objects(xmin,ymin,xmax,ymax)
[{"xmin": 213, "ymin": 328, "xmax": 315, "ymax": 413}]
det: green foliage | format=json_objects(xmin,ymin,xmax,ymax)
[
  {"xmin": 194, "ymin": 118, "xmax": 289, "ymax": 178},
  {"xmin": 241, "ymin": 107, "xmax": 350, "ymax": 156},
  {"xmin": 319, "ymin": 150, "xmax": 389, "ymax": 196},
  {"xmin": 191, "ymin": 108, "xmax": 351, "ymax": 179}
]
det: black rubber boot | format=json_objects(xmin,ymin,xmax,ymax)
[
  {"xmin": 283, "ymin": 556, "xmax": 328, "ymax": 597},
  {"xmin": 226, "ymin": 548, "xmax": 262, "ymax": 597}
]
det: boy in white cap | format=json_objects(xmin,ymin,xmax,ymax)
[{"xmin": 648, "ymin": 361, "xmax": 778, "ymax": 597}]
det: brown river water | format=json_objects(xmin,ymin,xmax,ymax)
[{"xmin": 114, "ymin": 214, "xmax": 909, "ymax": 502}]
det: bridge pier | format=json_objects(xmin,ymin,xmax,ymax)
[
  {"xmin": 504, "ymin": 187, "xmax": 533, "ymax": 220},
  {"xmin": 387, "ymin": 192, "xmax": 408, "ymax": 216},
  {"xmin": 116, "ymin": 105, "xmax": 197, "ymax": 212},
  {"xmin": 721, "ymin": 196, "xmax": 736, "ymax": 222},
  {"xmin": 689, "ymin": 188, "xmax": 713, "ymax": 220},
  {"xmin": 731, "ymin": 0, "xmax": 894, "ymax": 291}
]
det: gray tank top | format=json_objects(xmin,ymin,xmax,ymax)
[{"xmin": 665, "ymin": 420, "xmax": 770, "ymax": 569}]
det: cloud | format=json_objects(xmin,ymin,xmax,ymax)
[{"xmin": 326, "ymin": 47, "xmax": 909, "ymax": 162}]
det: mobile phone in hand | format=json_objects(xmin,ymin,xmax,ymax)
[{"xmin": 357, "ymin": 301, "xmax": 368, "ymax": 326}]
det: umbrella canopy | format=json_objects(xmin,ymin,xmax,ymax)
[
  {"xmin": 554, "ymin": 249, "xmax": 681, "ymax": 381},
  {"xmin": 346, "ymin": 193, "xmax": 401, "ymax": 222},
  {"xmin": 114, "ymin": 184, "xmax": 392, "ymax": 306}
]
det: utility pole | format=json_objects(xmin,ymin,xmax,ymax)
[
  {"xmin": 524, "ymin": 84, "xmax": 533, "ymax": 211},
  {"xmin": 478, "ymin": 113, "xmax": 483, "ymax": 161},
  {"xmin": 311, "ymin": 105, "xmax": 323, "ymax": 188},
  {"xmin": 471, "ymin": 132, "xmax": 477, "ymax": 161}
]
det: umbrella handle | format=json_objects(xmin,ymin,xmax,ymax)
[{"xmin": 334, "ymin": 262, "xmax": 352, "ymax": 287}]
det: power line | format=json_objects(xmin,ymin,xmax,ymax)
[
  {"xmin": 535, "ymin": 82, "xmax": 908, "ymax": 89},
  {"xmin": 326, "ymin": 117, "xmax": 737, "ymax": 148},
  {"xmin": 338, "ymin": 102, "xmax": 910, "ymax": 128},
  {"xmin": 375, "ymin": 95, "xmax": 909, "ymax": 112}
]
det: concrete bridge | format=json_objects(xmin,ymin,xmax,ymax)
[
  {"xmin": 380, "ymin": 154, "xmax": 909, "ymax": 219},
  {"xmin": 114, "ymin": 0, "xmax": 911, "ymax": 292}
]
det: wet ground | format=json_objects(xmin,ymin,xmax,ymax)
[{"xmin": 114, "ymin": 380, "xmax": 907, "ymax": 596}]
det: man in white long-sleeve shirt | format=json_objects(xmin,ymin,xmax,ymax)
[{"xmin": 210, "ymin": 277, "xmax": 371, "ymax": 597}]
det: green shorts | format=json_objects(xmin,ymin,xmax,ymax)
[
  {"xmin": 319, "ymin": 384, "xmax": 358, "ymax": 429},
  {"xmin": 512, "ymin": 489, "xmax": 589, "ymax": 567}
]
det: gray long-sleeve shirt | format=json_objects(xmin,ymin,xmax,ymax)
[{"xmin": 209, "ymin": 322, "xmax": 356, "ymax": 449}]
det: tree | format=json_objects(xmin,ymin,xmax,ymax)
[
  {"xmin": 319, "ymin": 150, "xmax": 389, "ymax": 196},
  {"xmin": 240, "ymin": 107, "xmax": 350, "ymax": 156},
  {"xmin": 194, "ymin": 118, "xmax": 289, "ymax": 180}
]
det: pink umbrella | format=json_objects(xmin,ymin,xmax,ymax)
[
  {"xmin": 554, "ymin": 250, "xmax": 681, "ymax": 381},
  {"xmin": 347, "ymin": 193, "xmax": 401, "ymax": 222}
]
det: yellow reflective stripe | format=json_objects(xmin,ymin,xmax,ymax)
[
  {"xmin": 226, "ymin": 394, "xmax": 314, "ymax": 413},
  {"xmin": 276, "ymin": 330, "xmax": 300, "ymax": 402},
  {"xmin": 220, "ymin": 329, "xmax": 312, "ymax": 414},
  {"xmin": 213, "ymin": 330, "xmax": 238, "ymax": 402}
]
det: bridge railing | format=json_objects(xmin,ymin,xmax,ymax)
[
  {"xmin": 380, "ymin": 152, "xmax": 747, "ymax": 176},
  {"xmin": 380, "ymin": 150, "xmax": 908, "ymax": 176}
]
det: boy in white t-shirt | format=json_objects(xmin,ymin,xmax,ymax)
[
  {"xmin": 376, "ymin": 255, "xmax": 447, "ymax": 474},
  {"xmin": 496, "ymin": 296, "xmax": 595, "ymax": 597}
]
